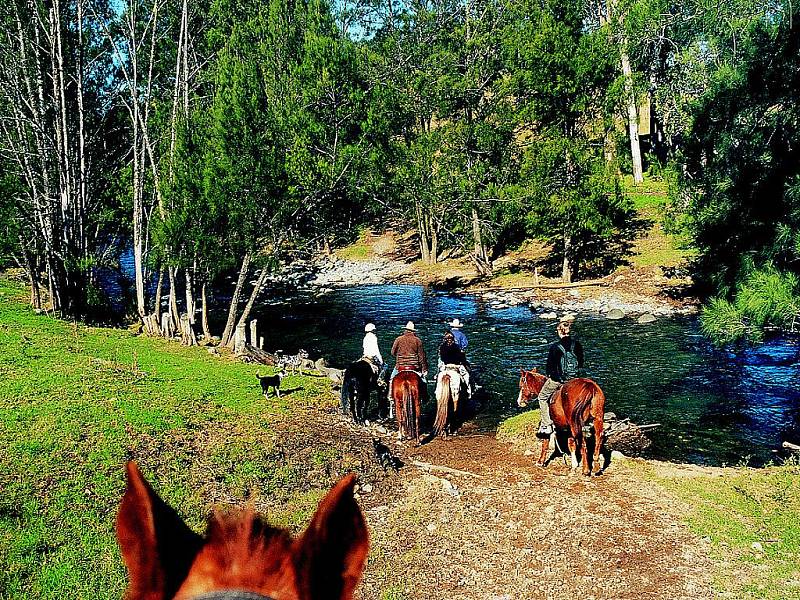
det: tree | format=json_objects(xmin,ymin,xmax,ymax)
[
  {"xmin": 682, "ymin": 11, "xmax": 800, "ymax": 294},
  {"xmin": 503, "ymin": 0, "xmax": 634, "ymax": 282}
]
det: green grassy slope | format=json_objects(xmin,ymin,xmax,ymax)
[{"xmin": 0, "ymin": 278, "xmax": 340, "ymax": 598}]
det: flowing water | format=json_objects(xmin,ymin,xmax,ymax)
[{"xmin": 242, "ymin": 284, "xmax": 800, "ymax": 467}]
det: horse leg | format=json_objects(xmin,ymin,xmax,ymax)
[
  {"xmin": 579, "ymin": 434, "xmax": 591, "ymax": 476},
  {"xmin": 567, "ymin": 436, "xmax": 579, "ymax": 472},
  {"xmin": 536, "ymin": 436, "xmax": 550, "ymax": 466},
  {"xmin": 592, "ymin": 417, "xmax": 605, "ymax": 475},
  {"xmin": 394, "ymin": 393, "xmax": 403, "ymax": 440},
  {"xmin": 414, "ymin": 394, "xmax": 421, "ymax": 446}
]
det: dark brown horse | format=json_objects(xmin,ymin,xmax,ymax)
[
  {"xmin": 517, "ymin": 368, "xmax": 606, "ymax": 476},
  {"xmin": 391, "ymin": 368, "xmax": 424, "ymax": 444},
  {"xmin": 117, "ymin": 462, "xmax": 369, "ymax": 600}
]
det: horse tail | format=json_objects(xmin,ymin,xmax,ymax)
[
  {"xmin": 432, "ymin": 373, "xmax": 450, "ymax": 437},
  {"xmin": 402, "ymin": 380, "xmax": 416, "ymax": 440},
  {"xmin": 569, "ymin": 380, "xmax": 605, "ymax": 448},
  {"xmin": 340, "ymin": 368, "xmax": 354, "ymax": 415}
]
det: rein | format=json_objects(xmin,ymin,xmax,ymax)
[{"xmin": 520, "ymin": 371, "xmax": 543, "ymax": 402}]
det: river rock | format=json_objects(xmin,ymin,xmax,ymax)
[
  {"xmin": 540, "ymin": 312, "xmax": 558, "ymax": 320},
  {"xmin": 606, "ymin": 308, "xmax": 625, "ymax": 320},
  {"xmin": 637, "ymin": 313, "xmax": 657, "ymax": 324}
]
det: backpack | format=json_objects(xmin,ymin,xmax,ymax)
[{"xmin": 558, "ymin": 341, "xmax": 579, "ymax": 380}]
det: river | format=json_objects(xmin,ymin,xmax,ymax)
[{"xmin": 240, "ymin": 284, "xmax": 800, "ymax": 467}]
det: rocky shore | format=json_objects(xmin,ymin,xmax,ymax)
[{"xmin": 272, "ymin": 255, "xmax": 697, "ymax": 322}]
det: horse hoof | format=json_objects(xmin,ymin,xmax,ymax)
[{"xmin": 535, "ymin": 461, "xmax": 545, "ymax": 468}]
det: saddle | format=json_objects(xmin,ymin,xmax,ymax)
[{"xmin": 359, "ymin": 355, "xmax": 380, "ymax": 375}]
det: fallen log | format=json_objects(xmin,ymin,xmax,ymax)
[
  {"xmin": 412, "ymin": 459, "xmax": 483, "ymax": 479},
  {"xmin": 470, "ymin": 278, "xmax": 608, "ymax": 293},
  {"xmin": 239, "ymin": 344, "xmax": 278, "ymax": 365},
  {"xmin": 604, "ymin": 415, "xmax": 653, "ymax": 456},
  {"xmin": 782, "ymin": 441, "xmax": 800, "ymax": 452}
]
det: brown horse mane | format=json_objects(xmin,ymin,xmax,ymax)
[{"xmin": 117, "ymin": 462, "xmax": 369, "ymax": 600}]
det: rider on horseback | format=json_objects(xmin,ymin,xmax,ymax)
[
  {"xmin": 537, "ymin": 313, "xmax": 584, "ymax": 437},
  {"xmin": 389, "ymin": 321, "xmax": 428, "ymax": 389},
  {"xmin": 449, "ymin": 318, "xmax": 468, "ymax": 350},
  {"xmin": 438, "ymin": 331, "xmax": 471, "ymax": 398},
  {"xmin": 362, "ymin": 322, "xmax": 387, "ymax": 386}
]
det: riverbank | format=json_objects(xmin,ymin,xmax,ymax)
[
  {"xmin": 294, "ymin": 252, "xmax": 696, "ymax": 322},
  {"xmin": 1, "ymin": 277, "xmax": 797, "ymax": 599}
]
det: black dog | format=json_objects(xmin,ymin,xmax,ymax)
[
  {"xmin": 256, "ymin": 370, "xmax": 286, "ymax": 399},
  {"xmin": 373, "ymin": 438, "xmax": 402, "ymax": 472}
]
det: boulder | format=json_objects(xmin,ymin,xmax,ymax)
[
  {"xmin": 605, "ymin": 308, "xmax": 625, "ymax": 320},
  {"xmin": 637, "ymin": 313, "xmax": 657, "ymax": 324}
]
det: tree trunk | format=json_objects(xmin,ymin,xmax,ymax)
[
  {"xmin": 20, "ymin": 240, "xmax": 42, "ymax": 310},
  {"xmin": 201, "ymin": 282, "xmax": 211, "ymax": 340},
  {"xmin": 226, "ymin": 266, "xmax": 269, "ymax": 349},
  {"xmin": 620, "ymin": 48, "xmax": 643, "ymax": 184},
  {"xmin": 221, "ymin": 252, "xmax": 252, "ymax": 346},
  {"xmin": 185, "ymin": 267, "xmax": 195, "ymax": 324},
  {"xmin": 168, "ymin": 266, "xmax": 180, "ymax": 328},
  {"xmin": 562, "ymin": 231, "xmax": 573, "ymax": 283},
  {"xmin": 415, "ymin": 203, "xmax": 431, "ymax": 263}
]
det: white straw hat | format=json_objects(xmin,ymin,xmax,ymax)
[
  {"xmin": 448, "ymin": 318, "xmax": 463, "ymax": 328},
  {"xmin": 364, "ymin": 323, "xmax": 376, "ymax": 332},
  {"xmin": 558, "ymin": 313, "xmax": 576, "ymax": 325},
  {"xmin": 404, "ymin": 321, "xmax": 416, "ymax": 331}
]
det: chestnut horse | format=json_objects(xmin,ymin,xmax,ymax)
[
  {"xmin": 391, "ymin": 369, "xmax": 424, "ymax": 444},
  {"xmin": 517, "ymin": 368, "xmax": 606, "ymax": 476},
  {"xmin": 432, "ymin": 367, "xmax": 464, "ymax": 438},
  {"xmin": 117, "ymin": 462, "xmax": 369, "ymax": 600}
]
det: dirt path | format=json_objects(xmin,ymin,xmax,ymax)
[
  {"xmin": 354, "ymin": 425, "xmax": 716, "ymax": 600},
  {"xmin": 274, "ymin": 406, "xmax": 715, "ymax": 599}
]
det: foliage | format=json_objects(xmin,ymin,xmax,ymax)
[
  {"xmin": 682, "ymin": 14, "xmax": 800, "ymax": 293},
  {"xmin": 701, "ymin": 266, "xmax": 800, "ymax": 344}
]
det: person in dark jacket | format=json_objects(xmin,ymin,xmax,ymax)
[
  {"xmin": 438, "ymin": 331, "xmax": 471, "ymax": 397},
  {"xmin": 438, "ymin": 332, "xmax": 466, "ymax": 366},
  {"xmin": 537, "ymin": 314, "xmax": 584, "ymax": 436}
]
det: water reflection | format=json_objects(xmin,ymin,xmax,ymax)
[{"xmin": 243, "ymin": 284, "xmax": 800, "ymax": 466}]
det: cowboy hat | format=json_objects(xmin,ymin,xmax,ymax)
[
  {"xmin": 364, "ymin": 323, "xmax": 376, "ymax": 332},
  {"xmin": 557, "ymin": 313, "xmax": 576, "ymax": 325},
  {"xmin": 448, "ymin": 318, "xmax": 463, "ymax": 328},
  {"xmin": 404, "ymin": 321, "xmax": 416, "ymax": 331}
]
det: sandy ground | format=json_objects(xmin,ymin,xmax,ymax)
[{"xmin": 275, "ymin": 407, "xmax": 717, "ymax": 600}]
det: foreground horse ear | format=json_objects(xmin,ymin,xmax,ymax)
[
  {"xmin": 293, "ymin": 474, "xmax": 369, "ymax": 599},
  {"xmin": 117, "ymin": 462, "xmax": 203, "ymax": 600}
]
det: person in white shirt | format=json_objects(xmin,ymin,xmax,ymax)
[
  {"xmin": 363, "ymin": 323, "xmax": 382, "ymax": 363},
  {"xmin": 362, "ymin": 323, "xmax": 388, "ymax": 385}
]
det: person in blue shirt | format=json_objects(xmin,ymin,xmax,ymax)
[{"xmin": 449, "ymin": 318, "xmax": 468, "ymax": 350}]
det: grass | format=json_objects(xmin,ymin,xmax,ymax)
[
  {"xmin": 636, "ymin": 461, "xmax": 800, "ymax": 599},
  {"xmin": 336, "ymin": 228, "xmax": 376, "ymax": 260},
  {"xmin": 497, "ymin": 406, "xmax": 800, "ymax": 599},
  {"xmin": 619, "ymin": 175, "xmax": 695, "ymax": 269},
  {"xmin": 496, "ymin": 408, "xmax": 541, "ymax": 448},
  {"xmin": 0, "ymin": 277, "xmax": 340, "ymax": 599}
]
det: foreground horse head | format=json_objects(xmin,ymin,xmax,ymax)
[
  {"xmin": 432, "ymin": 367, "xmax": 464, "ymax": 438},
  {"xmin": 117, "ymin": 462, "xmax": 369, "ymax": 600},
  {"xmin": 517, "ymin": 369, "xmax": 606, "ymax": 476},
  {"xmin": 391, "ymin": 369, "xmax": 423, "ymax": 445}
]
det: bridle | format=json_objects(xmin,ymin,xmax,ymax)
[{"xmin": 519, "ymin": 370, "xmax": 539, "ymax": 403}]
